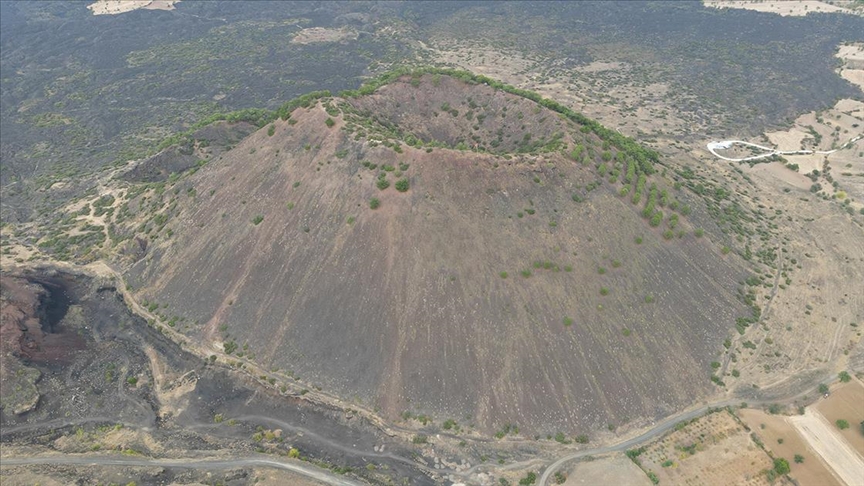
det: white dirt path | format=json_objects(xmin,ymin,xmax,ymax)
[{"xmin": 789, "ymin": 408, "xmax": 864, "ymax": 486}]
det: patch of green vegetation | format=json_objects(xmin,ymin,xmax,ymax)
[{"xmin": 341, "ymin": 67, "xmax": 659, "ymax": 171}]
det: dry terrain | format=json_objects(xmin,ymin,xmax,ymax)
[
  {"xmin": 562, "ymin": 454, "xmax": 651, "ymax": 486},
  {"xmin": 633, "ymin": 410, "xmax": 790, "ymax": 486},
  {"xmin": 291, "ymin": 27, "xmax": 358, "ymax": 45},
  {"xmin": 123, "ymin": 74, "xmax": 749, "ymax": 435},
  {"xmin": 814, "ymin": 378, "xmax": 864, "ymax": 455},
  {"xmin": 739, "ymin": 408, "xmax": 842, "ymax": 486},
  {"xmin": 790, "ymin": 408, "xmax": 864, "ymax": 486},
  {"xmin": 704, "ymin": 1, "xmax": 862, "ymax": 17},
  {"xmin": 87, "ymin": 0, "xmax": 179, "ymax": 15}
]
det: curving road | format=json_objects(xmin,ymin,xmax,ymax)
[
  {"xmin": 0, "ymin": 455, "xmax": 363, "ymax": 486},
  {"xmin": 537, "ymin": 372, "xmax": 839, "ymax": 486},
  {"xmin": 706, "ymin": 134, "xmax": 861, "ymax": 162}
]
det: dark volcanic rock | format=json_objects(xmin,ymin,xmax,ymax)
[{"xmin": 127, "ymin": 75, "xmax": 749, "ymax": 434}]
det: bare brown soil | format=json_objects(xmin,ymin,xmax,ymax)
[
  {"xmin": 790, "ymin": 408, "xmax": 864, "ymax": 486},
  {"xmin": 739, "ymin": 408, "xmax": 842, "ymax": 486},
  {"xmin": 704, "ymin": 1, "xmax": 860, "ymax": 17},
  {"xmin": 562, "ymin": 454, "xmax": 650, "ymax": 486},
  {"xmin": 814, "ymin": 379, "xmax": 864, "ymax": 455}
]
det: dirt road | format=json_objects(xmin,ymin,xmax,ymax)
[
  {"xmin": 0, "ymin": 455, "xmax": 361, "ymax": 486},
  {"xmin": 789, "ymin": 409, "xmax": 864, "ymax": 486}
]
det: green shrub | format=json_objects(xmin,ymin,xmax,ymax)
[
  {"xmin": 267, "ymin": 125, "xmax": 275, "ymax": 136},
  {"xmin": 500, "ymin": 272, "xmax": 508, "ymax": 279},
  {"xmin": 251, "ymin": 215, "xmax": 264, "ymax": 225},
  {"xmin": 836, "ymin": 419, "xmax": 849, "ymax": 430},
  {"xmin": 563, "ymin": 317, "xmax": 573, "ymax": 327},
  {"xmin": 839, "ymin": 371, "xmax": 851, "ymax": 382},
  {"xmin": 600, "ymin": 287, "xmax": 609, "ymax": 296},
  {"xmin": 518, "ymin": 472, "xmax": 537, "ymax": 485},
  {"xmin": 324, "ymin": 117, "xmax": 335, "ymax": 128},
  {"xmin": 369, "ymin": 198, "xmax": 381, "ymax": 210},
  {"xmin": 376, "ymin": 178, "xmax": 390, "ymax": 190},
  {"xmin": 773, "ymin": 458, "xmax": 790, "ymax": 475},
  {"xmin": 395, "ymin": 178, "xmax": 410, "ymax": 192}
]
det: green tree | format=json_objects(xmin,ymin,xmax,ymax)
[
  {"xmin": 838, "ymin": 371, "xmax": 851, "ymax": 382},
  {"xmin": 818, "ymin": 383, "xmax": 829, "ymax": 394},
  {"xmin": 773, "ymin": 458, "xmax": 790, "ymax": 475},
  {"xmin": 518, "ymin": 472, "xmax": 537, "ymax": 485},
  {"xmin": 836, "ymin": 419, "xmax": 849, "ymax": 430}
]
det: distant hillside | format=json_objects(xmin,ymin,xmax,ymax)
[{"xmin": 123, "ymin": 72, "xmax": 748, "ymax": 434}]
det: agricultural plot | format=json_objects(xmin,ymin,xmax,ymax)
[
  {"xmin": 629, "ymin": 411, "xmax": 791, "ymax": 486},
  {"xmin": 739, "ymin": 408, "xmax": 841, "ymax": 486},
  {"xmin": 814, "ymin": 379, "xmax": 864, "ymax": 456}
]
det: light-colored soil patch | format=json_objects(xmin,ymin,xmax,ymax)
[
  {"xmin": 563, "ymin": 454, "xmax": 651, "ymax": 486},
  {"xmin": 638, "ymin": 411, "xmax": 789, "ymax": 486},
  {"xmin": 576, "ymin": 61, "xmax": 625, "ymax": 73},
  {"xmin": 739, "ymin": 408, "xmax": 842, "ymax": 486},
  {"xmin": 0, "ymin": 468, "xmax": 65, "ymax": 486},
  {"xmin": 814, "ymin": 379, "xmax": 864, "ymax": 456},
  {"xmin": 703, "ymin": 1, "xmax": 859, "ymax": 17},
  {"xmin": 790, "ymin": 408, "xmax": 864, "ymax": 486},
  {"xmin": 837, "ymin": 43, "xmax": 864, "ymax": 91},
  {"xmin": 252, "ymin": 467, "xmax": 329, "ymax": 486},
  {"xmin": 87, "ymin": 0, "xmax": 180, "ymax": 15},
  {"xmin": 290, "ymin": 27, "xmax": 357, "ymax": 45},
  {"xmin": 748, "ymin": 161, "xmax": 814, "ymax": 190},
  {"xmin": 765, "ymin": 127, "xmax": 810, "ymax": 151},
  {"xmin": 423, "ymin": 41, "xmax": 690, "ymax": 138}
]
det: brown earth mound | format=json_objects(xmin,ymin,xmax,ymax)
[{"xmin": 126, "ymin": 75, "xmax": 747, "ymax": 434}]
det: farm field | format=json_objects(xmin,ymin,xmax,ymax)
[
  {"xmin": 814, "ymin": 379, "xmax": 864, "ymax": 456},
  {"xmin": 628, "ymin": 410, "xmax": 790, "ymax": 486},
  {"xmin": 739, "ymin": 408, "xmax": 842, "ymax": 486}
]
